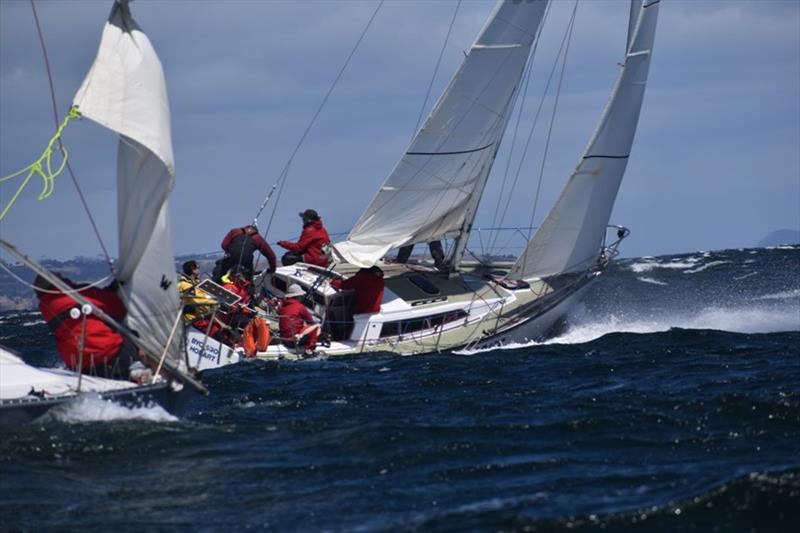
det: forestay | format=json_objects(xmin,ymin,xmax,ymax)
[
  {"xmin": 510, "ymin": 0, "xmax": 659, "ymax": 281},
  {"xmin": 72, "ymin": 0, "xmax": 183, "ymax": 368},
  {"xmin": 335, "ymin": 0, "xmax": 549, "ymax": 268}
]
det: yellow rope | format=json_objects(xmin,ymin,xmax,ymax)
[{"xmin": 0, "ymin": 106, "xmax": 81, "ymax": 221}]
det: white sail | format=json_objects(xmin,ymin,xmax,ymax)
[
  {"xmin": 335, "ymin": 0, "xmax": 549, "ymax": 268},
  {"xmin": 72, "ymin": 0, "xmax": 182, "ymax": 367},
  {"xmin": 509, "ymin": 0, "xmax": 659, "ymax": 281}
]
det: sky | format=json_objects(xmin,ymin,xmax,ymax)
[{"xmin": 1, "ymin": 0, "xmax": 798, "ymax": 264}]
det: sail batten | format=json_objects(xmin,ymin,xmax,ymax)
[
  {"xmin": 335, "ymin": 0, "xmax": 549, "ymax": 268},
  {"xmin": 509, "ymin": 0, "xmax": 659, "ymax": 281}
]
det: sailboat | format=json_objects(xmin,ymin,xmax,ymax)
[
  {"xmin": 0, "ymin": 0, "xmax": 206, "ymax": 426},
  {"xmin": 187, "ymin": 0, "xmax": 659, "ymax": 366}
]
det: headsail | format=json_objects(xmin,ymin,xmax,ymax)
[
  {"xmin": 72, "ymin": 0, "xmax": 183, "ymax": 368},
  {"xmin": 509, "ymin": 0, "xmax": 659, "ymax": 281},
  {"xmin": 335, "ymin": 0, "xmax": 549, "ymax": 268}
]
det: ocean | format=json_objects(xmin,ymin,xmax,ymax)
[{"xmin": 1, "ymin": 246, "xmax": 798, "ymax": 532}]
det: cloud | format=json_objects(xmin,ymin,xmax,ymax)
[{"xmin": 1, "ymin": 0, "xmax": 798, "ymax": 262}]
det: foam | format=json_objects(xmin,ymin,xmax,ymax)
[
  {"xmin": 628, "ymin": 259, "xmax": 700, "ymax": 273},
  {"xmin": 43, "ymin": 393, "xmax": 178, "ymax": 423}
]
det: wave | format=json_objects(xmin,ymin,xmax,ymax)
[
  {"xmin": 40, "ymin": 393, "xmax": 178, "ymax": 424},
  {"xmin": 456, "ymin": 304, "xmax": 799, "ymax": 355},
  {"xmin": 683, "ymin": 260, "xmax": 729, "ymax": 274},
  {"xmin": 754, "ymin": 289, "xmax": 800, "ymax": 301}
]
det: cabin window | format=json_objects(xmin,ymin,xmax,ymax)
[
  {"xmin": 379, "ymin": 309, "xmax": 467, "ymax": 338},
  {"xmin": 409, "ymin": 274, "xmax": 440, "ymax": 295}
]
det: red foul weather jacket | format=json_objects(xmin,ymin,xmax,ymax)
[
  {"xmin": 37, "ymin": 281, "xmax": 127, "ymax": 371},
  {"xmin": 277, "ymin": 220, "xmax": 331, "ymax": 268},
  {"xmin": 278, "ymin": 298, "xmax": 314, "ymax": 340},
  {"xmin": 331, "ymin": 270, "xmax": 384, "ymax": 314}
]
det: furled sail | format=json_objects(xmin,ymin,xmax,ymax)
[
  {"xmin": 72, "ymin": 0, "xmax": 183, "ymax": 368},
  {"xmin": 335, "ymin": 0, "xmax": 549, "ymax": 268},
  {"xmin": 509, "ymin": 0, "xmax": 659, "ymax": 281}
]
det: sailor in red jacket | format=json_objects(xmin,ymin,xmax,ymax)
[
  {"xmin": 331, "ymin": 266, "xmax": 384, "ymax": 314},
  {"xmin": 213, "ymin": 224, "xmax": 276, "ymax": 282},
  {"xmin": 278, "ymin": 283, "xmax": 319, "ymax": 355},
  {"xmin": 277, "ymin": 209, "xmax": 331, "ymax": 268},
  {"xmin": 33, "ymin": 274, "xmax": 140, "ymax": 378}
]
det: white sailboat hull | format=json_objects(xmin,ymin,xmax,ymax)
[
  {"xmin": 0, "ymin": 346, "xmax": 192, "ymax": 428},
  {"xmin": 186, "ymin": 263, "xmax": 601, "ymax": 370}
]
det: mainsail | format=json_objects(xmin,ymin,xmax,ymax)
[
  {"xmin": 335, "ymin": 0, "xmax": 549, "ymax": 268},
  {"xmin": 72, "ymin": 0, "xmax": 183, "ymax": 368},
  {"xmin": 509, "ymin": 0, "xmax": 659, "ymax": 280}
]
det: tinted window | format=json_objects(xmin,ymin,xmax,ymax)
[{"xmin": 379, "ymin": 309, "xmax": 467, "ymax": 338}]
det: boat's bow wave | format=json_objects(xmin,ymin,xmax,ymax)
[{"xmin": 38, "ymin": 392, "xmax": 177, "ymax": 424}]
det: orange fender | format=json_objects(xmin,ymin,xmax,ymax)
[{"xmin": 242, "ymin": 317, "xmax": 270, "ymax": 358}]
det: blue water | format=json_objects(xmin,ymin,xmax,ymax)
[{"xmin": 1, "ymin": 246, "xmax": 799, "ymax": 531}]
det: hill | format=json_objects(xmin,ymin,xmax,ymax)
[{"xmin": 758, "ymin": 229, "xmax": 800, "ymax": 247}]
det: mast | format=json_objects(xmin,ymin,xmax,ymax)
[{"xmin": 334, "ymin": 0, "xmax": 549, "ymax": 269}]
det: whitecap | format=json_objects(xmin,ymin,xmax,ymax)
[
  {"xmin": 683, "ymin": 260, "xmax": 729, "ymax": 274},
  {"xmin": 22, "ymin": 319, "xmax": 45, "ymax": 326},
  {"xmin": 636, "ymin": 276, "xmax": 668, "ymax": 286},
  {"xmin": 629, "ymin": 259, "xmax": 701, "ymax": 273},
  {"xmin": 733, "ymin": 272, "xmax": 758, "ymax": 281}
]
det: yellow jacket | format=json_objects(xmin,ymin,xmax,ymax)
[{"xmin": 179, "ymin": 274, "xmax": 218, "ymax": 322}]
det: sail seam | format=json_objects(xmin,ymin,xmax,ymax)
[
  {"xmin": 407, "ymin": 142, "xmax": 494, "ymax": 157},
  {"xmin": 643, "ymin": 0, "xmax": 660, "ymax": 8},
  {"xmin": 582, "ymin": 154, "xmax": 630, "ymax": 160}
]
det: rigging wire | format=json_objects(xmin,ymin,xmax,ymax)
[
  {"xmin": 518, "ymin": 0, "xmax": 579, "ymax": 273},
  {"xmin": 487, "ymin": 0, "xmax": 552, "ymax": 253},
  {"xmin": 257, "ymin": 0, "xmax": 385, "ymax": 240},
  {"xmin": 489, "ymin": 0, "xmax": 576, "ymax": 256},
  {"xmin": 29, "ymin": 0, "xmax": 114, "ymax": 274},
  {"xmin": 412, "ymin": 0, "xmax": 461, "ymax": 137}
]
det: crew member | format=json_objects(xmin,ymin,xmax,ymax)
[
  {"xmin": 278, "ymin": 283, "xmax": 319, "ymax": 356},
  {"xmin": 331, "ymin": 266, "xmax": 384, "ymax": 314},
  {"xmin": 213, "ymin": 224, "xmax": 276, "ymax": 282},
  {"xmin": 277, "ymin": 209, "xmax": 331, "ymax": 268},
  {"xmin": 178, "ymin": 260, "xmax": 217, "ymax": 324},
  {"xmin": 396, "ymin": 241, "xmax": 447, "ymax": 271},
  {"xmin": 34, "ymin": 274, "xmax": 140, "ymax": 379}
]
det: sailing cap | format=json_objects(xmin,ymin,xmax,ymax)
[
  {"xmin": 299, "ymin": 209, "xmax": 320, "ymax": 221},
  {"xmin": 285, "ymin": 283, "xmax": 306, "ymax": 298}
]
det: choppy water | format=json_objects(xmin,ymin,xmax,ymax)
[{"xmin": 1, "ymin": 246, "xmax": 798, "ymax": 531}]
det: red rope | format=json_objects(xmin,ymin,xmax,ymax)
[{"xmin": 29, "ymin": 0, "xmax": 114, "ymax": 273}]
